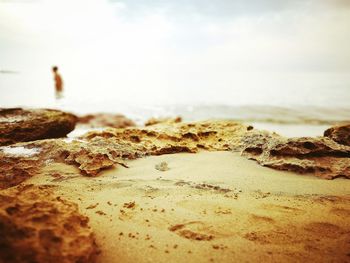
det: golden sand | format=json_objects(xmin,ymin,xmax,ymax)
[{"xmin": 27, "ymin": 151, "xmax": 350, "ymax": 263}]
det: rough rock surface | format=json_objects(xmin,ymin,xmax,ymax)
[
  {"xmin": 78, "ymin": 113, "xmax": 135, "ymax": 128},
  {"xmin": 145, "ymin": 116, "xmax": 182, "ymax": 126},
  {"xmin": 0, "ymin": 145, "xmax": 42, "ymax": 190},
  {"xmin": 324, "ymin": 123, "xmax": 350, "ymax": 146},
  {"xmin": 0, "ymin": 121, "xmax": 250, "ymax": 185},
  {"xmin": 83, "ymin": 120, "xmax": 248, "ymax": 152},
  {"xmin": 0, "ymin": 184, "xmax": 99, "ymax": 263},
  {"xmin": 0, "ymin": 108, "xmax": 77, "ymax": 146},
  {"xmin": 1, "ymin": 120, "xmax": 350, "ymax": 188},
  {"xmin": 241, "ymin": 131, "xmax": 350, "ymax": 179}
]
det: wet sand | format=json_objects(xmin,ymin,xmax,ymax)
[{"xmin": 26, "ymin": 151, "xmax": 350, "ymax": 263}]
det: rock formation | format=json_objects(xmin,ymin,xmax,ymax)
[
  {"xmin": 0, "ymin": 121, "xmax": 249, "ymax": 185},
  {"xmin": 83, "ymin": 120, "xmax": 247, "ymax": 152},
  {"xmin": 0, "ymin": 108, "xmax": 77, "ymax": 146},
  {"xmin": 324, "ymin": 122, "xmax": 350, "ymax": 146},
  {"xmin": 1, "ymin": 118, "xmax": 349, "ymax": 186},
  {"xmin": 78, "ymin": 113, "xmax": 135, "ymax": 128},
  {"xmin": 240, "ymin": 131, "xmax": 350, "ymax": 179},
  {"xmin": 145, "ymin": 116, "xmax": 182, "ymax": 126},
  {"xmin": 0, "ymin": 184, "xmax": 99, "ymax": 263},
  {"xmin": 0, "ymin": 145, "xmax": 42, "ymax": 190}
]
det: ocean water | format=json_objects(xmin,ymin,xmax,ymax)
[
  {"xmin": 1, "ymin": 73, "xmax": 350, "ymax": 137},
  {"xmin": 55, "ymin": 101, "xmax": 349, "ymax": 138}
]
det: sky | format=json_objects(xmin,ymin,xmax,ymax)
[{"xmin": 0, "ymin": 0, "xmax": 350, "ymax": 108}]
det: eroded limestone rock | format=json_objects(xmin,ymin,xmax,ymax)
[
  {"xmin": 0, "ymin": 145, "xmax": 42, "ymax": 190},
  {"xmin": 1, "ymin": 120, "xmax": 349, "ymax": 187},
  {"xmin": 0, "ymin": 184, "xmax": 99, "ymax": 263},
  {"xmin": 145, "ymin": 116, "xmax": 182, "ymax": 126},
  {"xmin": 78, "ymin": 113, "xmax": 136, "ymax": 128},
  {"xmin": 241, "ymin": 131, "xmax": 350, "ymax": 179},
  {"xmin": 324, "ymin": 123, "xmax": 350, "ymax": 146},
  {"xmin": 55, "ymin": 121, "xmax": 249, "ymax": 175},
  {"xmin": 0, "ymin": 108, "xmax": 77, "ymax": 146},
  {"xmin": 82, "ymin": 121, "xmax": 248, "ymax": 152},
  {"xmin": 0, "ymin": 121, "xmax": 250, "ymax": 186}
]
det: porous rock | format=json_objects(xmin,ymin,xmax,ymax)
[
  {"xmin": 241, "ymin": 131, "xmax": 350, "ymax": 179},
  {"xmin": 145, "ymin": 116, "xmax": 182, "ymax": 126},
  {"xmin": 52, "ymin": 121, "xmax": 248, "ymax": 176},
  {"xmin": 0, "ymin": 184, "xmax": 99, "ymax": 263},
  {"xmin": 82, "ymin": 120, "xmax": 248, "ymax": 153},
  {"xmin": 324, "ymin": 122, "xmax": 350, "ymax": 146},
  {"xmin": 78, "ymin": 113, "xmax": 135, "ymax": 128},
  {"xmin": 2, "ymin": 120, "xmax": 349, "ymax": 185},
  {"xmin": 0, "ymin": 145, "xmax": 42, "ymax": 190},
  {"xmin": 0, "ymin": 108, "xmax": 77, "ymax": 146},
  {"xmin": 0, "ymin": 121, "xmax": 250, "ymax": 184}
]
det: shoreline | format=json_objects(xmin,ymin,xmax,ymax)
[{"xmin": 1, "ymin": 110, "xmax": 350, "ymax": 262}]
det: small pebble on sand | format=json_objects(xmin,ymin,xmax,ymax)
[{"xmin": 155, "ymin": 161, "xmax": 170, "ymax": 171}]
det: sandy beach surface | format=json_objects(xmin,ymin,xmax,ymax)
[{"xmin": 26, "ymin": 151, "xmax": 350, "ymax": 263}]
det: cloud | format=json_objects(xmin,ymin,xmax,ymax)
[
  {"xmin": 0, "ymin": 0, "xmax": 350, "ymax": 107},
  {"xmin": 332, "ymin": 0, "xmax": 350, "ymax": 8},
  {"xmin": 108, "ymin": 0, "xmax": 350, "ymax": 18}
]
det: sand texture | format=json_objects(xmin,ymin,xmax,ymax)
[
  {"xmin": 0, "ymin": 119, "xmax": 349, "ymax": 262},
  {"xmin": 26, "ymin": 151, "xmax": 350, "ymax": 263}
]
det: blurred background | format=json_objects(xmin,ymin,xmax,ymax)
[{"xmin": 1, "ymin": 0, "xmax": 350, "ymax": 129}]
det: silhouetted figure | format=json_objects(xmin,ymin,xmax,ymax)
[{"xmin": 52, "ymin": 66, "xmax": 63, "ymax": 99}]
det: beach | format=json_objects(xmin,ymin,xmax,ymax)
[
  {"xmin": 2, "ymin": 0, "xmax": 350, "ymax": 261},
  {"xmin": 0, "ymin": 109, "xmax": 350, "ymax": 263},
  {"xmin": 27, "ymin": 151, "xmax": 350, "ymax": 263}
]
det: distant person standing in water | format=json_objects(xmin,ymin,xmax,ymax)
[{"xmin": 52, "ymin": 66, "xmax": 63, "ymax": 99}]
